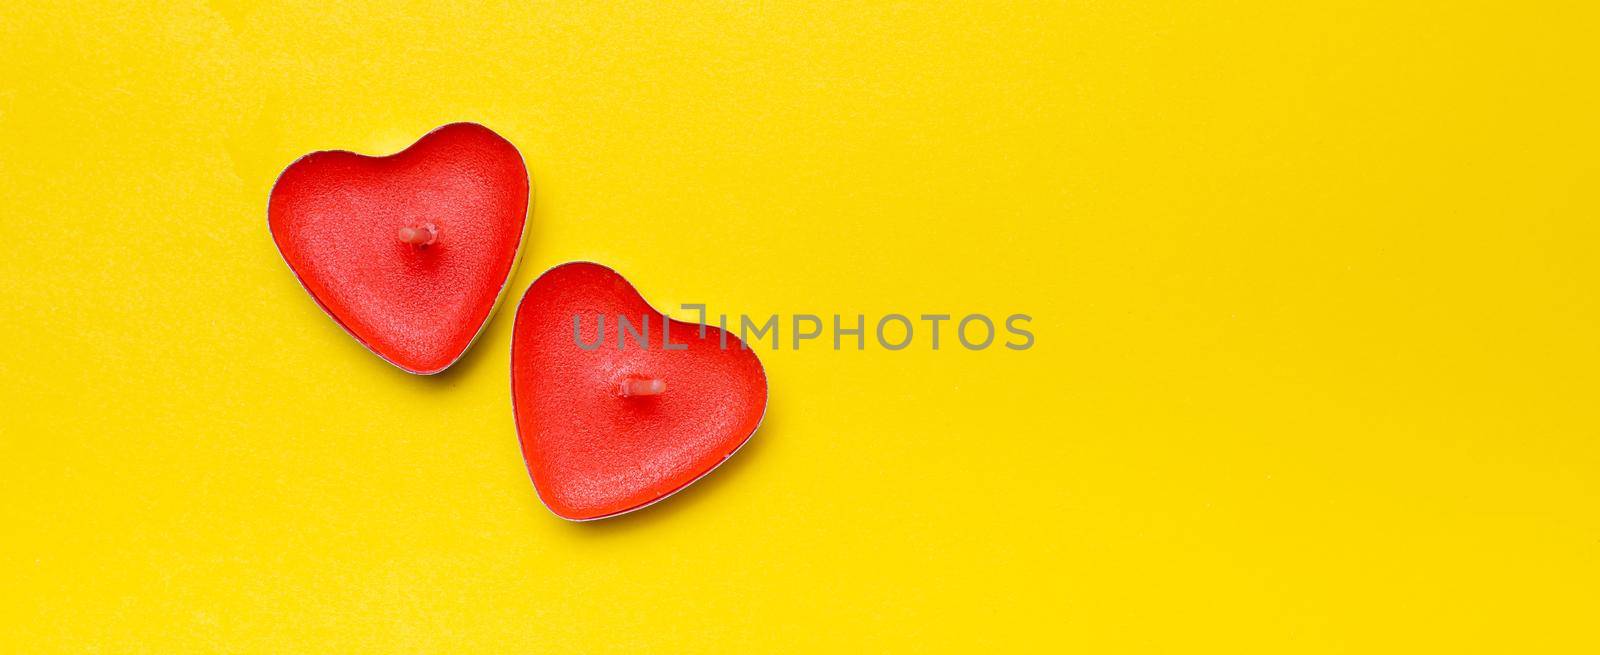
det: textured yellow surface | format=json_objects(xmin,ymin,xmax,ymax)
[{"xmin": 2, "ymin": 2, "xmax": 1597, "ymax": 652}]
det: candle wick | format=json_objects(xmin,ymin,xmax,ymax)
[
  {"xmin": 398, "ymin": 223, "xmax": 437, "ymax": 246},
  {"xmin": 619, "ymin": 377, "xmax": 666, "ymax": 398}
]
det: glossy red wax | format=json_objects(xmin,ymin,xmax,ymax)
[
  {"xmin": 269, "ymin": 123, "xmax": 529, "ymax": 374},
  {"xmin": 511, "ymin": 262, "xmax": 768, "ymax": 520}
]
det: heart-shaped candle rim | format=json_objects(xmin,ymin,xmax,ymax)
[
  {"xmin": 510, "ymin": 261, "xmax": 769, "ymax": 521},
  {"xmin": 267, "ymin": 122, "xmax": 532, "ymax": 374}
]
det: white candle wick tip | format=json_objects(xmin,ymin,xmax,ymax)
[
  {"xmin": 619, "ymin": 378, "xmax": 666, "ymax": 397},
  {"xmin": 398, "ymin": 224, "xmax": 437, "ymax": 246}
]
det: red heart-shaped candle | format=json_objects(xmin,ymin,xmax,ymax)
[
  {"xmin": 269, "ymin": 123, "xmax": 530, "ymax": 374},
  {"xmin": 511, "ymin": 262, "xmax": 768, "ymax": 520}
]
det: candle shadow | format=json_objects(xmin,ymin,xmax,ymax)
[{"xmin": 562, "ymin": 410, "xmax": 776, "ymax": 537}]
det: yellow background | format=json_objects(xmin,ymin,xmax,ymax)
[{"xmin": 3, "ymin": 2, "xmax": 1597, "ymax": 652}]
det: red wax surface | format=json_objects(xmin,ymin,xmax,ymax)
[
  {"xmin": 511, "ymin": 262, "xmax": 768, "ymax": 520},
  {"xmin": 269, "ymin": 123, "xmax": 529, "ymax": 374}
]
